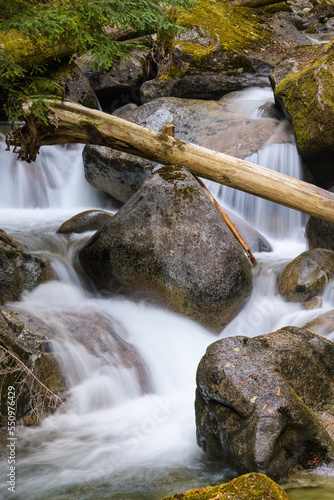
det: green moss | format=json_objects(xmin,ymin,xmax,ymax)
[
  {"xmin": 275, "ymin": 41, "xmax": 334, "ymax": 153},
  {"xmin": 263, "ymin": 2, "xmax": 292, "ymax": 14},
  {"xmin": 176, "ymin": 0, "xmax": 268, "ymax": 52},
  {"xmin": 157, "ymin": 165, "xmax": 185, "ymax": 182},
  {"xmin": 158, "ymin": 0, "xmax": 271, "ymax": 80},
  {"xmin": 162, "ymin": 472, "xmax": 289, "ymax": 499},
  {"xmin": 159, "ymin": 65, "xmax": 188, "ymax": 80}
]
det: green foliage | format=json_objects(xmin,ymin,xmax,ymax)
[{"xmin": 0, "ymin": 0, "xmax": 194, "ymax": 122}]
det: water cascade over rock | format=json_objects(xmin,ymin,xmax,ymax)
[{"xmin": 1, "ymin": 88, "xmax": 334, "ymax": 499}]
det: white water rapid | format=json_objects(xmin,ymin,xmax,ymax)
[{"xmin": 1, "ymin": 88, "xmax": 334, "ymax": 500}]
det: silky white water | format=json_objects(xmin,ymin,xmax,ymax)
[{"xmin": 0, "ymin": 88, "xmax": 334, "ymax": 500}]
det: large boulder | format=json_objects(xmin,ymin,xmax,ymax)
[
  {"xmin": 195, "ymin": 327, "xmax": 334, "ymax": 480},
  {"xmin": 161, "ymin": 472, "xmax": 289, "ymax": 500},
  {"xmin": 278, "ymin": 248, "xmax": 334, "ymax": 302},
  {"xmin": 272, "ymin": 40, "xmax": 334, "ymax": 187},
  {"xmin": 83, "ymin": 95, "xmax": 288, "ymax": 205},
  {"xmin": 79, "ymin": 166, "xmax": 253, "ymax": 332},
  {"xmin": 0, "ymin": 230, "xmax": 54, "ymax": 306},
  {"xmin": 140, "ymin": 0, "xmax": 309, "ymax": 103}
]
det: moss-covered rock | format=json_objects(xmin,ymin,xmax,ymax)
[
  {"xmin": 79, "ymin": 166, "xmax": 253, "ymax": 332},
  {"xmin": 278, "ymin": 248, "xmax": 334, "ymax": 302},
  {"xmin": 0, "ymin": 308, "xmax": 67, "ymax": 426},
  {"xmin": 263, "ymin": 2, "xmax": 293, "ymax": 14},
  {"xmin": 161, "ymin": 472, "xmax": 289, "ymax": 499},
  {"xmin": 0, "ymin": 229, "xmax": 54, "ymax": 306},
  {"xmin": 195, "ymin": 327, "xmax": 334, "ymax": 481},
  {"xmin": 273, "ymin": 41, "xmax": 334, "ymax": 187},
  {"xmin": 57, "ymin": 210, "xmax": 114, "ymax": 234},
  {"xmin": 141, "ymin": 0, "xmax": 309, "ymax": 102},
  {"xmin": 78, "ymin": 48, "xmax": 149, "ymax": 112}
]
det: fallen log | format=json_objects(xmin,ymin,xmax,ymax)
[
  {"xmin": 163, "ymin": 124, "xmax": 258, "ymax": 266},
  {"xmin": 6, "ymin": 99, "xmax": 334, "ymax": 223}
]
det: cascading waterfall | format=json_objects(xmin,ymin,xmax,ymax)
[{"xmin": 0, "ymin": 88, "xmax": 334, "ymax": 500}]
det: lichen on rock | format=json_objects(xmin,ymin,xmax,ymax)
[{"xmin": 161, "ymin": 472, "xmax": 289, "ymax": 499}]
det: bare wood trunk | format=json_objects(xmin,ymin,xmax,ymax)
[{"xmin": 6, "ymin": 99, "xmax": 334, "ymax": 223}]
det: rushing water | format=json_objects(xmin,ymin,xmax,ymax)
[{"xmin": 1, "ymin": 88, "xmax": 334, "ymax": 500}]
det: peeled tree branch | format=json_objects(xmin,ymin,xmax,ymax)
[{"xmin": 6, "ymin": 99, "xmax": 334, "ymax": 223}]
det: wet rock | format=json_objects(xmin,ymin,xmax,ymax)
[
  {"xmin": 303, "ymin": 309, "xmax": 334, "ymax": 335},
  {"xmin": 83, "ymin": 95, "xmax": 284, "ymax": 204},
  {"xmin": 41, "ymin": 309, "xmax": 151, "ymax": 394},
  {"xmin": 195, "ymin": 327, "xmax": 334, "ymax": 480},
  {"xmin": 272, "ymin": 40, "xmax": 334, "ymax": 188},
  {"xmin": 305, "ymin": 19, "xmax": 326, "ymax": 32},
  {"xmin": 302, "ymin": 295, "xmax": 322, "ymax": 310},
  {"xmin": 0, "ymin": 309, "xmax": 67, "ymax": 426},
  {"xmin": 79, "ymin": 166, "xmax": 253, "ymax": 332},
  {"xmin": 0, "ymin": 307, "xmax": 151, "ymax": 426},
  {"xmin": 224, "ymin": 208, "xmax": 272, "ymax": 253},
  {"xmin": 278, "ymin": 249, "xmax": 334, "ymax": 302},
  {"xmin": 57, "ymin": 210, "xmax": 114, "ymax": 234},
  {"xmin": 305, "ymin": 202, "xmax": 334, "ymax": 250},
  {"xmin": 83, "ymin": 144, "xmax": 158, "ymax": 204},
  {"xmin": 161, "ymin": 472, "xmax": 289, "ymax": 499},
  {"xmin": 0, "ymin": 230, "xmax": 54, "ymax": 306}
]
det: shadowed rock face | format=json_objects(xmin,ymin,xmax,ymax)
[
  {"xmin": 79, "ymin": 166, "xmax": 253, "ymax": 333},
  {"xmin": 42, "ymin": 309, "xmax": 151, "ymax": 394},
  {"xmin": 272, "ymin": 41, "xmax": 334, "ymax": 188},
  {"xmin": 306, "ymin": 191, "xmax": 334, "ymax": 250},
  {"xmin": 195, "ymin": 327, "xmax": 334, "ymax": 480},
  {"xmin": 0, "ymin": 229, "xmax": 54, "ymax": 306}
]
